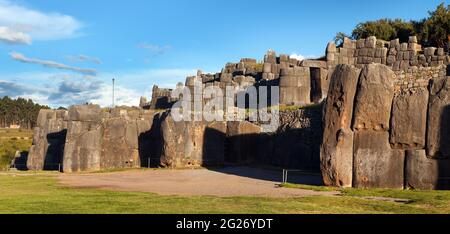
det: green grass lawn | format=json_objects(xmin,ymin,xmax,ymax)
[
  {"xmin": 1, "ymin": 174, "xmax": 450, "ymax": 214},
  {"xmin": 0, "ymin": 128, "xmax": 33, "ymax": 139}
]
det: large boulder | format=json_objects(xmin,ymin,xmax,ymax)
[
  {"xmin": 427, "ymin": 77, "xmax": 450, "ymax": 159},
  {"xmin": 321, "ymin": 64, "xmax": 361, "ymax": 187},
  {"xmin": 390, "ymin": 88, "xmax": 429, "ymax": 149},
  {"xmin": 405, "ymin": 150, "xmax": 450, "ymax": 190},
  {"xmin": 353, "ymin": 64, "xmax": 395, "ymax": 131},
  {"xmin": 353, "ymin": 131, "xmax": 405, "ymax": 189}
]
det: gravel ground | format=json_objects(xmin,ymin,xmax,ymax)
[{"xmin": 58, "ymin": 167, "xmax": 339, "ymax": 198}]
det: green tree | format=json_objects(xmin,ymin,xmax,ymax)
[
  {"xmin": 348, "ymin": 3, "xmax": 449, "ymax": 49},
  {"xmin": 421, "ymin": 3, "xmax": 449, "ymax": 48},
  {"xmin": 351, "ymin": 19, "xmax": 413, "ymax": 42},
  {"xmin": 0, "ymin": 96, "xmax": 50, "ymax": 129}
]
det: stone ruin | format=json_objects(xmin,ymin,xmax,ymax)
[
  {"xmin": 27, "ymin": 104, "xmax": 321, "ymax": 172},
  {"xmin": 27, "ymin": 109, "xmax": 68, "ymax": 171},
  {"xmin": 26, "ymin": 36, "xmax": 450, "ymax": 190},
  {"xmin": 27, "ymin": 106, "xmax": 163, "ymax": 172},
  {"xmin": 321, "ymin": 63, "xmax": 450, "ymax": 190},
  {"xmin": 140, "ymin": 85, "xmax": 179, "ymax": 110}
]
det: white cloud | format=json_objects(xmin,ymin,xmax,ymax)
[
  {"xmin": 107, "ymin": 68, "xmax": 195, "ymax": 87},
  {"xmin": 138, "ymin": 43, "xmax": 171, "ymax": 55},
  {"xmin": 289, "ymin": 54, "xmax": 305, "ymax": 61},
  {"xmin": 0, "ymin": 0, "xmax": 82, "ymax": 43},
  {"xmin": 92, "ymin": 83, "xmax": 141, "ymax": 107},
  {"xmin": 10, "ymin": 52, "xmax": 97, "ymax": 75},
  {"xmin": 290, "ymin": 53, "xmax": 319, "ymax": 61},
  {"xmin": 0, "ymin": 68, "xmax": 196, "ymax": 108},
  {"xmin": 67, "ymin": 54, "xmax": 102, "ymax": 64},
  {"xmin": 0, "ymin": 26, "xmax": 31, "ymax": 44}
]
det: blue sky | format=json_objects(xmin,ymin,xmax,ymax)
[{"xmin": 0, "ymin": 0, "xmax": 447, "ymax": 107}]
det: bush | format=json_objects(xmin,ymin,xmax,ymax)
[{"xmin": 0, "ymin": 149, "xmax": 16, "ymax": 170}]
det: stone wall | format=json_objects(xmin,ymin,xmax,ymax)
[
  {"xmin": 149, "ymin": 36, "xmax": 447, "ymax": 113},
  {"xmin": 27, "ymin": 109, "xmax": 68, "ymax": 170},
  {"xmin": 26, "ymin": 36, "xmax": 450, "ymax": 186},
  {"xmin": 260, "ymin": 107, "xmax": 322, "ymax": 171},
  {"xmin": 321, "ymin": 63, "xmax": 450, "ymax": 190},
  {"xmin": 147, "ymin": 85, "xmax": 178, "ymax": 110},
  {"xmin": 149, "ymin": 52, "xmax": 329, "ymax": 111},
  {"xmin": 159, "ymin": 112, "xmax": 227, "ymax": 168},
  {"xmin": 326, "ymin": 36, "xmax": 449, "ymax": 71},
  {"xmin": 27, "ymin": 105, "xmax": 161, "ymax": 172},
  {"xmin": 154, "ymin": 106, "xmax": 322, "ymax": 171}
]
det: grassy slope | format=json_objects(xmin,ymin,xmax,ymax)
[
  {"xmin": 282, "ymin": 183, "xmax": 450, "ymax": 213},
  {"xmin": 0, "ymin": 129, "xmax": 33, "ymax": 170},
  {"xmin": 0, "ymin": 174, "xmax": 449, "ymax": 214}
]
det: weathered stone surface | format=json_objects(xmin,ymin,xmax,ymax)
[
  {"xmin": 68, "ymin": 105, "xmax": 102, "ymax": 122},
  {"xmin": 226, "ymin": 121, "xmax": 261, "ymax": 164},
  {"xmin": 409, "ymin": 36, "xmax": 418, "ymax": 43},
  {"xmin": 427, "ymin": 77, "xmax": 450, "ymax": 159},
  {"xmin": 279, "ymin": 68, "xmax": 311, "ymax": 106},
  {"xmin": 62, "ymin": 106, "xmax": 157, "ymax": 172},
  {"xmin": 321, "ymin": 64, "xmax": 361, "ymax": 187},
  {"xmin": 264, "ymin": 108, "xmax": 322, "ymax": 171},
  {"xmin": 63, "ymin": 120, "xmax": 102, "ymax": 173},
  {"xmin": 390, "ymin": 89, "xmax": 429, "ymax": 149},
  {"xmin": 300, "ymin": 60, "xmax": 327, "ymax": 68},
  {"xmin": 353, "ymin": 131, "xmax": 405, "ymax": 189},
  {"xmin": 405, "ymin": 150, "xmax": 450, "ymax": 190},
  {"xmin": 100, "ymin": 118, "xmax": 140, "ymax": 170},
  {"xmin": 160, "ymin": 112, "xmax": 227, "ymax": 168},
  {"xmin": 27, "ymin": 109, "xmax": 68, "ymax": 171},
  {"xmin": 326, "ymin": 42, "xmax": 336, "ymax": 53},
  {"xmin": 279, "ymin": 86, "xmax": 311, "ymax": 106},
  {"xmin": 353, "ymin": 64, "xmax": 395, "ymax": 131},
  {"xmin": 365, "ymin": 36, "xmax": 377, "ymax": 48}
]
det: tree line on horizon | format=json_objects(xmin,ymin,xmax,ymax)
[
  {"xmin": 335, "ymin": 3, "xmax": 450, "ymax": 49},
  {"xmin": 0, "ymin": 96, "xmax": 50, "ymax": 129}
]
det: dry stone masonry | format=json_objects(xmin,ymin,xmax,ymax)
[
  {"xmin": 27, "ymin": 105, "xmax": 161, "ymax": 172},
  {"xmin": 27, "ymin": 109, "xmax": 68, "ymax": 171},
  {"xmin": 321, "ymin": 63, "xmax": 450, "ymax": 190},
  {"xmin": 27, "ymin": 36, "xmax": 450, "ymax": 190}
]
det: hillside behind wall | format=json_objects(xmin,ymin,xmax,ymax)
[{"xmin": 321, "ymin": 63, "xmax": 450, "ymax": 190}]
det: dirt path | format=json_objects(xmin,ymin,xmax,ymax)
[{"xmin": 58, "ymin": 167, "xmax": 339, "ymax": 198}]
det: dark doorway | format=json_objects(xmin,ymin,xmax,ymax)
[
  {"xmin": 44, "ymin": 130, "xmax": 67, "ymax": 171},
  {"xmin": 310, "ymin": 67, "xmax": 322, "ymax": 103}
]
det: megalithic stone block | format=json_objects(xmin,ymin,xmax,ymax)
[
  {"xmin": 405, "ymin": 150, "xmax": 450, "ymax": 190},
  {"xmin": 427, "ymin": 77, "xmax": 450, "ymax": 159},
  {"xmin": 390, "ymin": 88, "xmax": 429, "ymax": 149},
  {"xmin": 63, "ymin": 121, "xmax": 102, "ymax": 173},
  {"xmin": 68, "ymin": 105, "xmax": 102, "ymax": 122},
  {"xmin": 321, "ymin": 64, "xmax": 361, "ymax": 187},
  {"xmin": 353, "ymin": 64, "xmax": 395, "ymax": 131},
  {"xmin": 353, "ymin": 130, "xmax": 405, "ymax": 189},
  {"xmin": 26, "ymin": 109, "xmax": 68, "ymax": 171}
]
